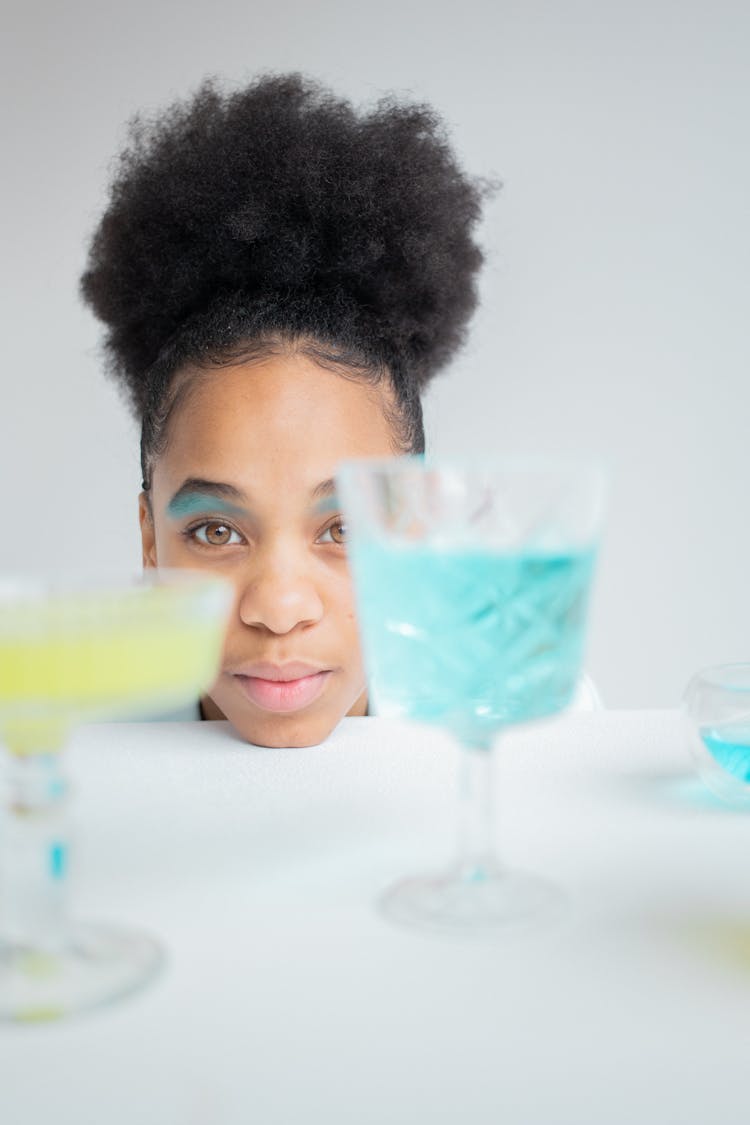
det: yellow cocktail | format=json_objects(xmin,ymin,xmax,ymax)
[
  {"xmin": 0, "ymin": 570, "xmax": 231, "ymax": 1021},
  {"xmin": 0, "ymin": 581, "xmax": 230, "ymax": 754}
]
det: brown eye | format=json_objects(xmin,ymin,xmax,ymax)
[
  {"xmin": 319, "ymin": 521, "xmax": 347, "ymax": 545},
  {"xmin": 193, "ymin": 522, "xmax": 241, "ymax": 546}
]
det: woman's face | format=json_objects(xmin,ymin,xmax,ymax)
[{"xmin": 139, "ymin": 353, "xmax": 398, "ymax": 747}]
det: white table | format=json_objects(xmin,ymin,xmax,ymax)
[{"xmin": 2, "ymin": 712, "xmax": 749, "ymax": 1125}]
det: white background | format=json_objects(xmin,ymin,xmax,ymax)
[
  {"xmin": 1, "ymin": 0, "xmax": 748, "ymax": 706},
  {"xmin": 5, "ymin": 714, "xmax": 750, "ymax": 1124}
]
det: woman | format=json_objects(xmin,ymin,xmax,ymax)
[{"xmin": 81, "ymin": 73, "xmax": 487, "ymax": 747}]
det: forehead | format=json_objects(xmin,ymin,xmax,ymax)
[{"xmin": 155, "ymin": 353, "xmax": 397, "ymax": 497}]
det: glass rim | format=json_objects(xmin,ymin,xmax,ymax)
[
  {"xmin": 336, "ymin": 452, "xmax": 610, "ymax": 480},
  {"xmin": 0, "ymin": 567, "xmax": 231, "ymax": 602},
  {"xmin": 686, "ymin": 662, "xmax": 750, "ymax": 690}
]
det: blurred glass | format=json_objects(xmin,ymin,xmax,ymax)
[
  {"xmin": 337, "ymin": 456, "xmax": 606, "ymax": 935},
  {"xmin": 0, "ymin": 570, "xmax": 232, "ymax": 1022},
  {"xmin": 684, "ymin": 663, "xmax": 750, "ymax": 805}
]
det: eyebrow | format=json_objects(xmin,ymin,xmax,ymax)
[
  {"xmin": 166, "ymin": 479, "xmax": 249, "ymax": 519},
  {"xmin": 310, "ymin": 478, "xmax": 344, "ymax": 515},
  {"xmin": 310, "ymin": 478, "xmax": 336, "ymax": 502},
  {"xmin": 166, "ymin": 476, "xmax": 340, "ymax": 517}
]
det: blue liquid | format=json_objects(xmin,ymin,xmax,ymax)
[
  {"xmin": 350, "ymin": 543, "xmax": 595, "ymax": 741},
  {"xmin": 700, "ymin": 727, "xmax": 750, "ymax": 783}
]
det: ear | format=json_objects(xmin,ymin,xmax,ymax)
[{"xmin": 138, "ymin": 492, "xmax": 158, "ymax": 568}]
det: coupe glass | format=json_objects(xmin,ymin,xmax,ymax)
[
  {"xmin": 0, "ymin": 570, "xmax": 232, "ymax": 1021},
  {"xmin": 336, "ymin": 457, "xmax": 605, "ymax": 934},
  {"xmin": 683, "ymin": 663, "xmax": 750, "ymax": 806}
]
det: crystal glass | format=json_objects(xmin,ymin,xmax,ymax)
[
  {"xmin": 683, "ymin": 663, "xmax": 750, "ymax": 806},
  {"xmin": 336, "ymin": 457, "xmax": 605, "ymax": 934},
  {"xmin": 0, "ymin": 570, "xmax": 232, "ymax": 1021}
]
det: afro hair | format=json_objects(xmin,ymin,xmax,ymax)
[{"xmin": 80, "ymin": 73, "xmax": 487, "ymax": 423}]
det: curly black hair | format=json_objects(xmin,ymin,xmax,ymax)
[{"xmin": 80, "ymin": 73, "xmax": 488, "ymax": 485}]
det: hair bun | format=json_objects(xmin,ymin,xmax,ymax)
[{"xmin": 81, "ymin": 73, "xmax": 488, "ymax": 411}]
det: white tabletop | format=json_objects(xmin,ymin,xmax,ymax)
[{"xmin": 2, "ymin": 711, "xmax": 749, "ymax": 1125}]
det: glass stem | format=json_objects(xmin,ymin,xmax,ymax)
[
  {"xmin": 456, "ymin": 738, "xmax": 501, "ymax": 883},
  {"xmin": 0, "ymin": 750, "xmax": 70, "ymax": 952}
]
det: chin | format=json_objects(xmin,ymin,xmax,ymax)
[
  {"xmin": 205, "ymin": 674, "xmax": 366, "ymax": 748},
  {"xmin": 225, "ymin": 707, "xmax": 343, "ymax": 749}
]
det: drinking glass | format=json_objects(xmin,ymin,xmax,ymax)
[
  {"xmin": 683, "ymin": 663, "xmax": 750, "ymax": 806},
  {"xmin": 336, "ymin": 457, "xmax": 605, "ymax": 934},
  {"xmin": 0, "ymin": 570, "xmax": 232, "ymax": 1021}
]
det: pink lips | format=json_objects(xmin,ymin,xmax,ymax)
[{"xmin": 231, "ymin": 663, "xmax": 332, "ymax": 714}]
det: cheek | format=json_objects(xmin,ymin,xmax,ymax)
[
  {"xmin": 317, "ymin": 565, "xmax": 363, "ymax": 662},
  {"xmin": 153, "ymin": 520, "xmax": 208, "ymax": 566},
  {"xmin": 331, "ymin": 567, "xmax": 359, "ymax": 624},
  {"xmin": 153, "ymin": 519, "xmax": 182, "ymax": 562},
  {"xmin": 338, "ymin": 580, "xmax": 366, "ymax": 665}
]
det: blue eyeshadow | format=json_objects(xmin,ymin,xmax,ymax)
[{"xmin": 166, "ymin": 492, "xmax": 248, "ymax": 520}]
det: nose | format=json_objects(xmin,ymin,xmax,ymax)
[{"xmin": 236, "ymin": 547, "xmax": 325, "ymax": 635}]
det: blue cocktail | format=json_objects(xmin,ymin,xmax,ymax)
[
  {"xmin": 352, "ymin": 543, "xmax": 595, "ymax": 741},
  {"xmin": 700, "ymin": 727, "xmax": 750, "ymax": 784},
  {"xmin": 684, "ymin": 664, "xmax": 750, "ymax": 805},
  {"xmin": 337, "ymin": 458, "xmax": 605, "ymax": 933}
]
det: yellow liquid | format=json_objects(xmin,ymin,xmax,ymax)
[{"xmin": 0, "ymin": 585, "xmax": 226, "ymax": 754}]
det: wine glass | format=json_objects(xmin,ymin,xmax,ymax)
[
  {"xmin": 683, "ymin": 663, "xmax": 750, "ymax": 806},
  {"xmin": 0, "ymin": 570, "xmax": 232, "ymax": 1021},
  {"xmin": 336, "ymin": 457, "xmax": 606, "ymax": 934}
]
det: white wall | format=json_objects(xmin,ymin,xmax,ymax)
[{"xmin": 1, "ymin": 0, "xmax": 748, "ymax": 707}]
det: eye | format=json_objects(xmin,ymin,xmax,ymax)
[
  {"xmin": 190, "ymin": 521, "xmax": 243, "ymax": 547},
  {"xmin": 317, "ymin": 520, "xmax": 347, "ymax": 546}
]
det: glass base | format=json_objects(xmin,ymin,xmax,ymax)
[
  {"xmin": 0, "ymin": 923, "xmax": 164, "ymax": 1022},
  {"xmin": 379, "ymin": 867, "xmax": 566, "ymax": 937}
]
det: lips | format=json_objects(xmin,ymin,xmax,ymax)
[{"xmin": 230, "ymin": 663, "xmax": 332, "ymax": 714}]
